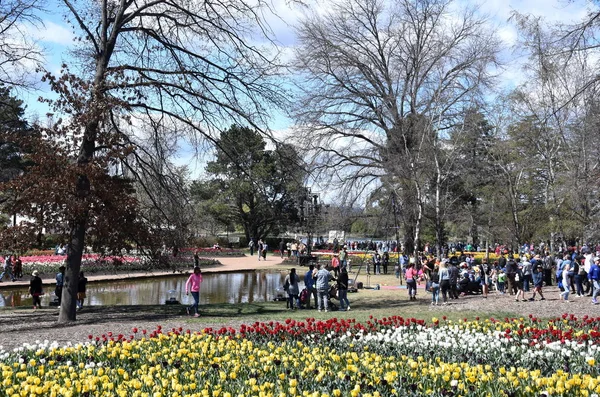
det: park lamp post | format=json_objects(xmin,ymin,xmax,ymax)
[{"xmin": 298, "ymin": 187, "xmax": 321, "ymax": 256}]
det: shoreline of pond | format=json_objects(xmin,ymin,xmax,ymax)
[{"xmin": 0, "ymin": 254, "xmax": 291, "ymax": 291}]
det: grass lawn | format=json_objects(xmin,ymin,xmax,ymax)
[{"xmin": 191, "ymin": 288, "xmax": 520, "ymax": 328}]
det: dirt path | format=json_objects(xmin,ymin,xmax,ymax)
[{"xmin": 0, "ymin": 252, "xmax": 286, "ymax": 289}]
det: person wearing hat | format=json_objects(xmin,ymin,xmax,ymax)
[
  {"xmin": 55, "ymin": 265, "xmax": 66, "ymax": 307},
  {"xmin": 29, "ymin": 270, "xmax": 43, "ymax": 309}
]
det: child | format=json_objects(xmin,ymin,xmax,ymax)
[
  {"xmin": 491, "ymin": 268, "xmax": 498, "ymax": 292},
  {"xmin": 497, "ymin": 270, "xmax": 506, "ymax": 294}
]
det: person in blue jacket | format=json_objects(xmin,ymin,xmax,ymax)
[{"xmin": 589, "ymin": 257, "xmax": 600, "ymax": 305}]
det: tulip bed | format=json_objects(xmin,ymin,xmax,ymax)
[
  {"xmin": 17, "ymin": 254, "xmax": 219, "ymax": 277},
  {"xmin": 2, "ymin": 314, "xmax": 600, "ymax": 396}
]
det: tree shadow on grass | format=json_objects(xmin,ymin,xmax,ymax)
[
  {"xmin": 0, "ymin": 302, "xmax": 296, "ymax": 333},
  {"xmin": 0, "ymin": 297, "xmax": 419, "ymax": 335}
]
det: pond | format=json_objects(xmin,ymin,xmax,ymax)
[{"xmin": 0, "ymin": 270, "xmax": 300, "ymax": 308}]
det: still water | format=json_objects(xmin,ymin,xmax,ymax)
[{"xmin": 0, "ymin": 271, "xmax": 294, "ymax": 308}]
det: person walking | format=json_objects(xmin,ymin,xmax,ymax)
[
  {"xmin": 0, "ymin": 255, "xmax": 16, "ymax": 282},
  {"xmin": 382, "ymin": 251, "xmax": 389, "ymax": 275},
  {"xmin": 559, "ymin": 261, "xmax": 571, "ymax": 303},
  {"xmin": 589, "ymin": 257, "xmax": 600, "ymax": 304},
  {"xmin": 284, "ymin": 268, "xmax": 300, "ymax": 310},
  {"xmin": 337, "ymin": 266, "xmax": 350, "ymax": 311},
  {"xmin": 438, "ymin": 261, "xmax": 451, "ymax": 305},
  {"xmin": 257, "ymin": 240, "xmax": 263, "ymax": 261},
  {"xmin": 331, "ymin": 254, "xmax": 340, "ymax": 277},
  {"xmin": 339, "ymin": 246, "xmax": 348, "ymax": 269},
  {"xmin": 430, "ymin": 265, "xmax": 440, "ymax": 306},
  {"xmin": 574, "ymin": 256, "xmax": 585, "ymax": 297},
  {"xmin": 480, "ymin": 261, "xmax": 490, "ymax": 299},
  {"xmin": 77, "ymin": 271, "xmax": 88, "ymax": 309},
  {"xmin": 543, "ymin": 254, "xmax": 554, "ymax": 286},
  {"xmin": 514, "ymin": 264, "xmax": 526, "ymax": 302},
  {"xmin": 505, "ymin": 256, "xmax": 518, "ymax": 296},
  {"xmin": 28, "ymin": 270, "xmax": 43, "ymax": 309},
  {"xmin": 279, "ymin": 240, "xmax": 286, "ymax": 259},
  {"xmin": 449, "ymin": 261, "xmax": 459, "ymax": 299},
  {"xmin": 248, "ymin": 239, "xmax": 255, "ymax": 256},
  {"xmin": 13, "ymin": 256, "xmax": 22, "ymax": 279},
  {"xmin": 185, "ymin": 266, "xmax": 203, "ymax": 317},
  {"xmin": 55, "ymin": 265, "xmax": 66, "ymax": 306},
  {"xmin": 529, "ymin": 260, "xmax": 546, "ymax": 301},
  {"xmin": 304, "ymin": 264, "xmax": 317, "ymax": 309},
  {"xmin": 405, "ymin": 263, "xmax": 418, "ymax": 301},
  {"xmin": 521, "ymin": 256, "xmax": 532, "ymax": 292}
]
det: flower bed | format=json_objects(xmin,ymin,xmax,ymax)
[
  {"xmin": 17, "ymin": 254, "xmax": 218, "ymax": 277},
  {"xmin": 2, "ymin": 314, "xmax": 600, "ymax": 396}
]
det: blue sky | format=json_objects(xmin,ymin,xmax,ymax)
[{"xmin": 17, "ymin": 0, "xmax": 593, "ymax": 174}]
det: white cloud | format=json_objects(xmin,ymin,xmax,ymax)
[
  {"xmin": 497, "ymin": 25, "xmax": 518, "ymax": 46},
  {"xmin": 29, "ymin": 20, "xmax": 74, "ymax": 46},
  {"xmin": 475, "ymin": 0, "xmax": 589, "ymax": 24}
]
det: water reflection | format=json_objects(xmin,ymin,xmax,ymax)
[{"xmin": 0, "ymin": 271, "xmax": 297, "ymax": 308}]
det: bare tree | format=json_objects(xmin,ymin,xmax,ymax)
[
  {"xmin": 292, "ymin": 0, "xmax": 500, "ymax": 254},
  {"xmin": 27, "ymin": 0, "xmax": 288, "ymax": 322},
  {"xmin": 510, "ymin": 12, "xmax": 600, "ymax": 248},
  {"xmin": 0, "ymin": 0, "xmax": 44, "ymax": 88}
]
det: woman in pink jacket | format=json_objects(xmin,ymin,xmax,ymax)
[
  {"xmin": 405, "ymin": 263, "xmax": 419, "ymax": 301},
  {"xmin": 186, "ymin": 267, "xmax": 203, "ymax": 317}
]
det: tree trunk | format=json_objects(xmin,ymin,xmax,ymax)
[
  {"xmin": 413, "ymin": 181, "xmax": 423, "ymax": 255},
  {"xmin": 57, "ymin": 48, "xmax": 107, "ymax": 322},
  {"xmin": 434, "ymin": 156, "xmax": 444, "ymax": 258},
  {"xmin": 59, "ymin": 218, "xmax": 86, "ymax": 322}
]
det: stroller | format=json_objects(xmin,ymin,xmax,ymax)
[
  {"xmin": 457, "ymin": 276, "xmax": 482, "ymax": 295},
  {"xmin": 299, "ymin": 286, "xmax": 338, "ymax": 310}
]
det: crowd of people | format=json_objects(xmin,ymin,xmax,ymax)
[
  {"xmin": 0, "ymin": 254, "xmax": 23, "ymax": 282},
  {"xmin": 400, "ymin": 247, "xmax": 600, "ymax": 305},
  {"xmin": 283, "ymin": 263, "xmax": 351, "ymax": 312}
]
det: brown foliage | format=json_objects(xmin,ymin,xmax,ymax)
[{"xmin": 0, "ymin": 81, "xmax": 151, "ymax": 254}]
